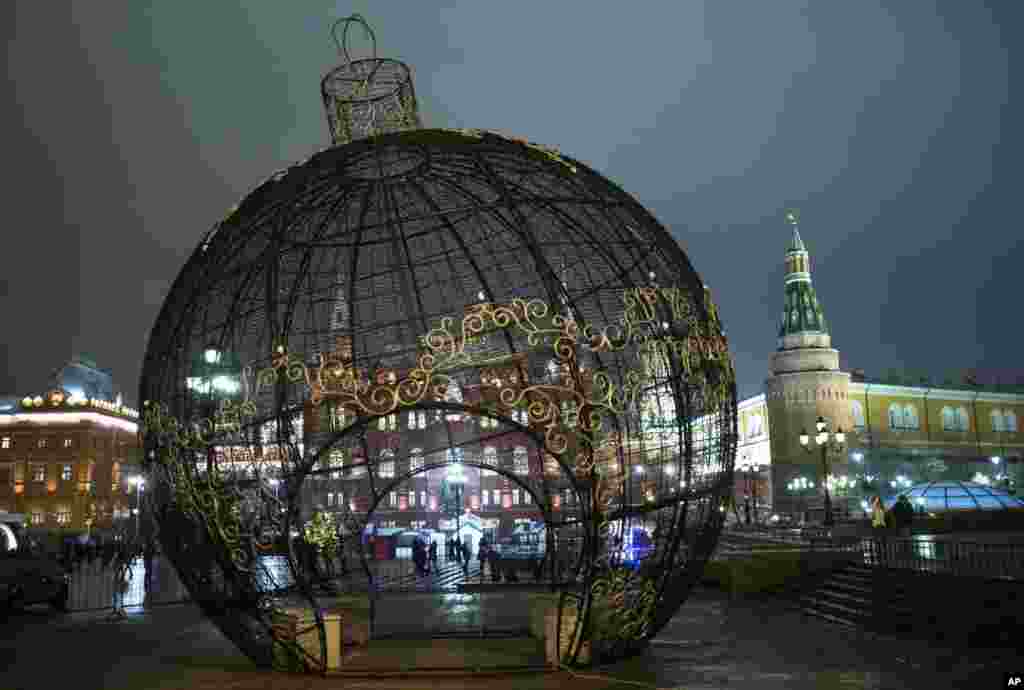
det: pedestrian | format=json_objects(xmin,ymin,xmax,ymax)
[
  {"xmin": 460, "ymin": 541, "xmax": 470, "ymax": 575},
  {"xmin": 477, "ymin": 539, "xmax": 489, "ymax": 580},
  {"xmin": 488, "ymin": 544, "xmax": 502, "ymax": 583},
  {"xmin": 338, "ymin": 536, "xmax": 349, "ymax": 576},
  {"xmin": 428, "ymin": 540, "xmax": 438, "ymax": 569},
  {"xmin": 143, "ymin": 540, "xmax": 156, "ymax": 592},
  {"xmin": 414, "ymin": 538, "xmax": 428, "ymax": 576},
  {"xmin": 870, "ymin": 496, "xmax": 888, "ymax": 565},
  {"xmin": 743, "ymin": 497, "xmax": 752, "ymax": 526}
]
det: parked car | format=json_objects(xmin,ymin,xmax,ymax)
[{"xmin": 0, "ymin": 514, "xmax": 70, "ymax": 612}]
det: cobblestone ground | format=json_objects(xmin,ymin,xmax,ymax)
[{"xmin": 2, "ymin": 586, "xmax": 1018, "ymax": 690}]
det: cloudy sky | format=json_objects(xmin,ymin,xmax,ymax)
[{"xmin": 0, "ymin": 1, "xmax": 1018, "ymax": 404}]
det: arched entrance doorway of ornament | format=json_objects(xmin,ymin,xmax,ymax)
[{"xmin": 300, "ymin": 400, "xmax": 589, "ymax": 667}]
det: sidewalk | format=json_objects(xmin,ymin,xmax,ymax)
[{"xmin": 1, "ymin": 588, "xmax": 1017, "ymax": 689}]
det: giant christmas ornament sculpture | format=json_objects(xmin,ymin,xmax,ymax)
[{"xmin": 140, "ymin": 15, "xmax": 736, "ymax": 673}]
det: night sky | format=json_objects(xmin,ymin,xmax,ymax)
[{"xmin": 1, "ymin": 2, "xmax": 1019, "ymax": 405}]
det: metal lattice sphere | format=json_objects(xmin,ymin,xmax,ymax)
[{"xmin": 140, "ymin": 23, "xmax": 736, "ymax": 674}]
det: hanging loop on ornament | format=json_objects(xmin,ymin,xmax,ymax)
[{"xmin": 331, "ymin": 14, "xmax": 378, "ymax": 64}]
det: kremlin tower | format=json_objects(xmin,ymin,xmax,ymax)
[{"xmin": 765, "ymin": 211, "xmax": 852, "ymax": 516}]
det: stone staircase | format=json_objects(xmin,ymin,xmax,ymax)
[{"xmin": 799, "ymin": 563, "xmax": 913, "ymax": 634}]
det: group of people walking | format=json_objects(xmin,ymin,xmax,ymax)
[
  {"xmin": 869, "ymin": 494, "xmax": 915, "ymax": 565},
  {"xmin": 412, "ymin": 537, "xmax": 439, "ymax": 576},
  {"xmin": 869, "ymin": 494, "xmax": 915, "ymax": 534}
]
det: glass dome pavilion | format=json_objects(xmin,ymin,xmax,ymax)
[{"xmin": 885, "ymin": 481, "xmax": 1024, "ymax": 512}]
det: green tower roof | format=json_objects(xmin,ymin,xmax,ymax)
[{"xmin": 778, "ymin": 226, "xmax": 828, "ymax": 339}]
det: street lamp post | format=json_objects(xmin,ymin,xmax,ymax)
[
  {"xmin": 129, "ymin": 476, "xmax": 146, "ymax": 542},
  {"xmin": 443, "ymin": 463, "xmax": 467, "ymax": 560},
  {"xmin": 799, "ymin": 416, "xmax": 845, "ymax": 527},
  {"xmin": 786, "ymin": 476, "xmax": 814, "ymax": 522},
  {"xmin": 737, "ymin": 459, "xmax": 763, "ymax": 525}
]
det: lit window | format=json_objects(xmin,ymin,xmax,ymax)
[
  {"xmin": 56, "ymin": 509, "xmax": 71, "ymax": 525},
  {"xmin": 327, "ymin": 492, "xmax": 335, "ymax": 507},
  {"xmin": 445, "ymin": 382, "xmax": 463, "ymax": 421},
  {"xmin": 850, "ymin": 400, "xmax": 866, "ymax": 430},
  {"xmin": 748, "ymin": 413, "xmax": 764, "ymax": 438},
  {"xmin": 0, "ymin": 437, "xmax": 10, "ymax": 449},
  {"xmin": 903, "ymin": 405, "xmax": 919, "ymax": 430},
  {"xmin": 408, "ymin": 491, "xmax": 416, "ymax": 507},
  {"xmin": 31, "ymin": 464, "xmax": 45, "ymax": 483},
  {"xmin": 329, "ymin": 450, "xmax": 344, "ymax": 479},
  {"xmin": 514, "ymin": 409, "xmax": 528, "ymax": 426},
  {"xmin": 377, "ymin": 414, "xmax": 397, "ymax": 432},
  {"xmin": 482, "ymin": 491, "xmax": 489, "ymax": 507},
  {"xmin": 942, "ymin": 406, "xmax": 969, "ymax": 432},
  {"xmin": 512, "ymin": 489, "xmax": 520, "ymax": 506},
  {"xmin": 419, "ymin": 491, "xmax": 426, "ymax": 507},
  {"xmin": 482, "ymin": 446, "xmax": 498, "ymax": 476},
  {"xmin": 331, "ymin": 406, "xmax": 350, "ymax": 433},
  {"xmin": 38, "ymin": 438, "xmax": 47, "ymax": 449},
  {"xmin": 493, "ymin": 489, "xmax": 501, "ymax": 506},
  {"xmin": 378, "ymin": 450, "xmax": 395, "ymax": 478},
  {"xmin": 992, "ymin": 409, "xmax": 1018, "ymax": 433},
  {"xmin": 480, "ymin": 416, "xmax": 498, "ymax": 430},
  {"xmin": 30, "ymin": 511, "xmax": 43, "ymax": 525},
  {"xmin": 61, "ymin": 464, "xmax": 72, "ymax": 481},
  {"xmin": 389, "ymin": 491, "xmax": 397, "ymax": 507},
  {"xmin": 513, "ymin": 446, "xmax": 529, "ymax": 475},
  {"xmin": 63, "ymin": 439, "xmax": 73, "ymax": 448},
  {"xmin": 409, "ymin": 448, "xmax": 425, "ymax": 473},
  {"xmin": 888, "ymin": 404, "xmax": 904, "ymax": 430}
]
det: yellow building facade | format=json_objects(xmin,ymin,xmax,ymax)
[{"xmin": 738, "ymin": 222, "xmax": 1023, "ymax": 519}]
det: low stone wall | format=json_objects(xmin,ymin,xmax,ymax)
[
  {"xmin": 527, "ymin": 593, "xmax": 590, "ymax": 665},
  {"xmin": 703, "ymin": 550, "xmax": 860, "ymax": 597}
]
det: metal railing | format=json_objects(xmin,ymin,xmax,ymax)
[
  {"xmin": 860, "ymin": 537, "xmax": 1024, "ymax": 580},
  {"xmin": 64, "ymin": 555, "xmax": 191, "ymax": 613}
]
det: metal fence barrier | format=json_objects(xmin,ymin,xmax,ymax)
[{"xmin": 860, "ymin": 537, "xmax": 1024, "ymax": 580}]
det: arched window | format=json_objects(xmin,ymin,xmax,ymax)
[
  {"xmin": 409, "ymin": 448, "xmax": 424, "ymax": 473},
  {"xmin": 513, "ymin": 446, "xmax": 530, "ymax": 475},
  {"xmin": 957, "ymin": 407, "xmax": 970, "ymax": 432},
  {"xmin": 943, "ymin": 406, "xmax": 969, "ymax": 432},
  {"xmin": 748, "ymin": 414, "xmax": 764, "ymax": 438},
  {"xmin": 902, "ymin": 404, "xmax": 919, "ymax": 430},
  {"xmin": 378, "ymin": 449, "xmax": 395, "ymax": 478},
  {"xmin": 482, "ymin": 446, "xmax": 498, "ymax": 476},
  {"xmin": 377, "ymin": 414, "xmax": 397, "ymax": 432},
  {"xmin": 850, "ymin": 400, "xmax": 866, "ymax": 430},
  {"xmin": 888, "ymin": 404, "xmax": 905, "ymax": 430}
]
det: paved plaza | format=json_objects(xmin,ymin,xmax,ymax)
[{"xmin": 2, "ymin": 584, "xmax": 1017, "ymax": 689}]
